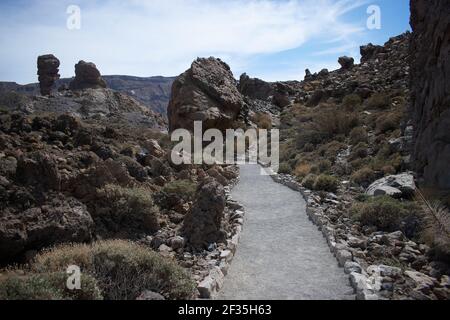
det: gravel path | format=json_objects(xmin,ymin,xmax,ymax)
[{"xmin": 218, "ymin": 164, "xmax": 354, "ymax": 300}]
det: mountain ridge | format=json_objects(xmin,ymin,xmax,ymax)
[{"xmin": 0, "ymin": 75, "xmax": 175, "ymax": 116}]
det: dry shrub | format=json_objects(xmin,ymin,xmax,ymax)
[
  {"xmin": 342, "ymin": 94, "xmax": 362, "ymax": 111},
  {"xmin": 349, "ymin": 142, "xmax": 369, "ymax": 161},
  {"xmin": 351, "ymin": 167, "xmax": 376, "ymax": 187},
  {"xmin": 294, "ymin": 163, "xmax": 311, "ymax": 179},
  {"xmin": 376, "ymin": 112, "xmax": 402, "ymax": 133},
  {"xmin": 314, "ymin": 107, "xmax": 359, "ymax": 138},
  {"xmin": 349, "ymin": 127, "xmax": 368, "ymax": 145},
  {"xmin": 32, "ymin": 240, "xmax": 196, "ymax": 300},
  {"xmin": 415, "ymin": 190, "xmax": 450, "ymax": 263},
  {"xmin": 253, "ymin": 112, "xmax": 273, "ymax": 130},
  {"xmin": 366, "ymin": 93, "xmax": 391, "ymax": 110},
  {"xmin": 0, "ymin": 272, "xmax": 102, "ymax": 300},
  {"xmin": 296, "ymin": 107, "xmax": 359, "ymax": 148}
]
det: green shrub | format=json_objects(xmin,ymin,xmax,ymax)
[
  {"xmin": 95, "ymin": 184, "xmax": 160, "ymax": 234},
  {"xmin": 302, "ymin": 174, "xmax": 317, "ymax": 190},
  {"xmin": 278, "ymin": 162, "xmax": 292, "ymax": 174},
  {"xmin": 314, "ymin": 174, "xmax": 339, "ymax": 192},
  {"xmin": 0, "ymin": 272, "xmax": 102, "ymax": 300},
  {"xmin": 349, "ymin": 127, "xmax": 368, "ymax": 145},
  {"xmin": 32, "ymin": 240, "xmax": 196, "ymax": 300},
  {"xmin": 162, "ymin": 179, "xmax": 197, "ymax": 201},
  {"xmin": 366, "ymin": 93, "xmax": 391, "ymax": 110},
  {"xmin": 351, "ymin": 167, "xmax": 376, "ymax": 187},
  {"xmin": 350, "ymin": 196, "xmax": 420, "ymax": 234}
]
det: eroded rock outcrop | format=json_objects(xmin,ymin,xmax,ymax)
[
  {"xmin": 37, "ymin": 55, "xmax": 60, "ymax": 96},
  {"xmin": 168, "ymin": 57, "xmax": 243, "ymax": 132},
  {"xmin": 238, "ymin": 73, "xmax": 274, "ymax": 101},
  {"xmin": 338, "ymin": 56, "xmax": 355, "ymax": 70},
  {"xmin": 410, "ymin": 0, "xmax": 450, "ymax": 191},
  {"xmin": 69, "ymin": 60, "xmax": 107, "ymax": 91},
  {"xmin": 183, "ymin": 178, "xmax": 226, "ymax": 249}
]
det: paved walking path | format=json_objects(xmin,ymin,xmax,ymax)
[{"xmin": 218, "ymin": 164, "xmax": 354, "ymax": 300}]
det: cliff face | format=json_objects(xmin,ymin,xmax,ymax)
[{"xmin": 410, "ymin": 0, "xmax": 450, "ymax": 191}]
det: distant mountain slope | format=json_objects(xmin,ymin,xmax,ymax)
[{"xmin": 0, "ymin": 75, "xmax": 175, "ymax": 116}]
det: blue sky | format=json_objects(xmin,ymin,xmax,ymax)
[{"xmin": 0, "ymin": 0, "xmax": 411, "ymax": 84}]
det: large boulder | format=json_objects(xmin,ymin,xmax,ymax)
[
  {"xmin": 37, "ymin": 54, "xmax": 60, "ymax": 96},
  {"xmin": 410, "ymin": 0, "xmax": 450, "ymax": 191},
  {"xmin": 338, "ymin": 56, "xmax": 355, "ymax": 70},
  {"xmin": 366, "ymin": 173, "xmax": 416, "ymax": 198},
  {"xmin": 182, "ymin": 178, "xmax": 226, "ymax": 248},
  {"xmin": 167, "ymin": 57, "xmax": 243, "ymax": 132},
  {"xmin": 69, "ymin": 61, "xmax": 107, "ymax": 90},
  {"xmin": 0, "ymin": 195, "xmax": 94, "ymax": 261}
]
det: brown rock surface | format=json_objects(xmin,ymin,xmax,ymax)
[
  {"xmin": 37, "ymin": 54, "xmax": 60, "ymax": 96},
  {"xmin": 69, "ymin": 60, "xmax": 107, "ymax": 90},
  {"xmin": 183, "ymin": 178, "xmax": 226, "ymax": 248},
  {"xmin": 168, "ymin": 57, "xmax": 243, "ymax": 132}
]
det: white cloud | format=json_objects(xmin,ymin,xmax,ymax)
[{"xmin": 0, "ymin": 0, "xmax": 368, "ymax": 83}]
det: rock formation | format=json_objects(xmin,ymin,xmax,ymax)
[
  {"xmin": 69, "ymin": 60, "xmax": 107, "ymax": 90},
  {"xmin": 183, "ymin": 178, "xmax": 226, "ymax": 248},
  {"xmin": 272, "ymin": 82, "xmax": 292, "ymax": 108},
  {"xmin": 238, "ymin": 73, "xmax": 274, "ymax": 101},
  {"xmin": 167, "ymin": 57, "xmax": 243, "ymax": 132},
  {"xmin": 360, "ymin": 43, "xmax": 384, "ymax": 63},
  {"xmin": 338, "ymin": 56, "xmax": 355, "ymax": 70},
  {"xmin": 37, "ymin": 54, "xmax": 60, "ymax": 96},
  {"xmin": 410, "ymin": 0, "xmax": 450, "ymax": 191}
]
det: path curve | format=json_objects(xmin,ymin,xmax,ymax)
[{"xmin": 218, "ymin": 164, "xmax": 354, "ymax": 300}]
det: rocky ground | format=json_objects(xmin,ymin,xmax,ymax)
[{"xmin": 0, "ymin": 64, "xmax": 243, "ymax": 299}]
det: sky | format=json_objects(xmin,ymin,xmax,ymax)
[{"xmin": 0, "ymin": 0, "xmax": 411, "ymax": 84}]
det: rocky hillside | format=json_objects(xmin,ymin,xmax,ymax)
[
  {"xmin": 0, "ymin": 53, "xmax": 246, "ymax": 300},
  {"xmin": 0, "ymin": 75, "xmax": 174, "ymax": 116},
  {"xmin": 180, "ymin": 25, "xmax": 447, "ymax": 299}
]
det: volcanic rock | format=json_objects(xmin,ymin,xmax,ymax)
[
  {"xmin": 338, "ymin": 56, "xmax": 355, "ymax": 70},
  {"xmin": 238, "ymin": 73, "xmax": 274, "ymax": 101},
  {"xmin": 37, "ymin": 54, "xmax": 60, "ymax": 96},
  {"xmin": 69, "ymin": 61, "xmax": 107, "ymax": 91},
  {"xmin": 167, "ymin": 57, "xmax": 243, "ymax": 132},
  {"xmin": 183, "ymin": 178, "xmax": 226, "ymax": 248},
  {"xmin": 410, "ymin": 0, "xmax": 450, "ymax": 191}
]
